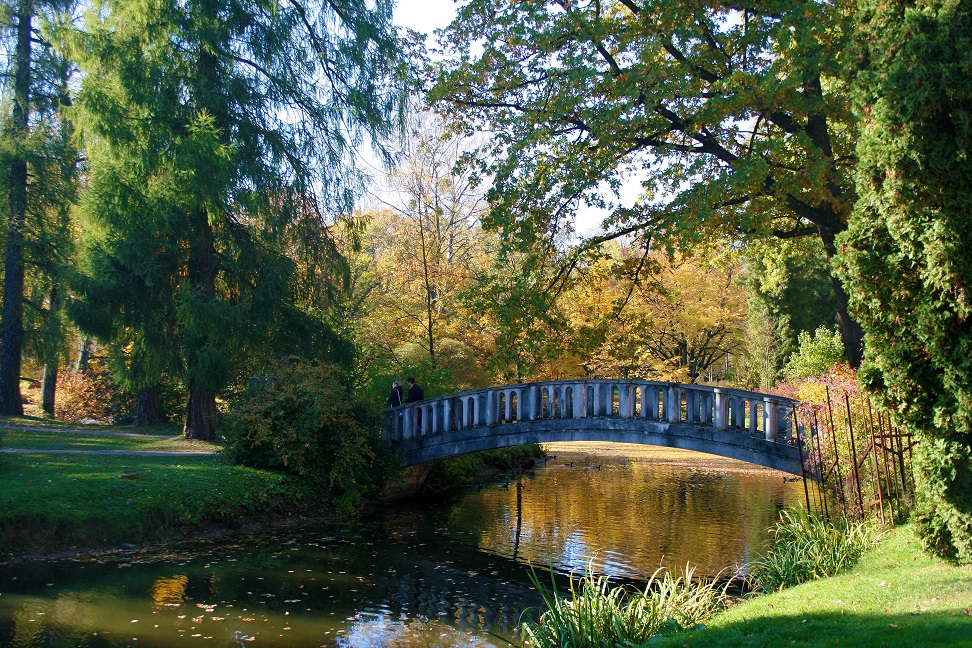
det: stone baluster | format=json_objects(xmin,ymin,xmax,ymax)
[
  {"xmin": 748, "ymin": 399, "xmax": 758, "ymax": 436},
  {"xmin": 764, "ymin": 397, "xmax": 778, "ymax": 442},
  {"xmin": 665, "ymin": 384, "xmax": 679, "ymax": 423},
  {"xmin": 527, "ymin": 384, "xmax": 539, "ymax": 420},
  {"xmin": 618, "ymin": 384, "xmax": 629, "ymax": 419},
  {"xmin": 443, "ymin": 399, "xmax": 452, "ymax": 434},
  {"xmin": 644, "ymin": 386, "xmax": 658, "ymax": 420},
  {"xmin": 714, "ymin": 389, "xmax": 728, "ymax": 430},
  {"xmin": 685, "ymin": 389, "xmax": 696, "ymax": 423},
  {"xmin": 571, "ymin": 383, "xmax": 583, "ymax": 418}
]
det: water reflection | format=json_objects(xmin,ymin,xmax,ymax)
[
  {"xmin": 436, "ymin": 444, "xmax": 802, "ymax": 578},
  {"xmin": 0, "ymin": 444, "xmax": 801, "ymax": 647}
]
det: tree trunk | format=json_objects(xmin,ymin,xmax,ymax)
[
  {"xmin": 0, "ymin": 2, "xmax": 33, "ymax": 415},
  {"xmin": 183, "ymin": 377, "xmax": 217, "ymax": 440},
  {"xmin": 183, "ymin": 212, "xmax": 217, "ymax": 440},
  {"xmin": 135, "ymin": 384, "xmax": 166, "ymax": 426},
  {"xmin": 818, "ymin": 226, "xmax": 865, "ymax": 369},
  {"xmin": 75, "ymin": 337, "xmax": 93, "ymax": 373},
  {"xmin": 40, "ymin": 363, "xmax": 57, "ymax": 417}
]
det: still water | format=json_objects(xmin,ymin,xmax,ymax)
[{"xmin": 0, "ymin": 444, "xmax": 803, "ymax": 647}]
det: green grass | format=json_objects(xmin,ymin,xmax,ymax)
[
  {"xmin": 0, "ymin": 450, "xmax": 319, "ymax": 558},
  {"xmin": 0, "ymin": 428, "xmax": 217, "ymax": 452},
  {"xmin": 652, "ymin": 525, "xmax": 972, "ymax": 648}
]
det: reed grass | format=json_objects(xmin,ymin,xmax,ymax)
[
  {"xmin": 748, "ymin": 508, "xmax": 876, "ymax": 592},
  {"xmin": 510, "ymin": 564, "xmax": 729, "ymax": 647}
]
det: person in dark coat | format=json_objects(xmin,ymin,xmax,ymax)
[
  {"xmin": 387, "ymin": 380, "xmax": 403, "ymax": 407},
  {"xmin": 405, "ymin": 377, "xmax": 424, "ymax": 432},
  {"xmin": 405, "ymin": 377, "xmax": 424, "ymax": 403}
]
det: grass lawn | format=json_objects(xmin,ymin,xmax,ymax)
[
  {"xmin": 0, "ymin": 427, "xmax": 216, "ymax": 452},
  {"xmin": 654, "ymin": 525, "xmax": 972, "ymax": 648},
  {"xmin": 0, "ymin": 447, "xmax": 319, "ymax": 559}
]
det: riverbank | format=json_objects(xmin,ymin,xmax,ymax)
[
  {"xmin": 652, "ymin": 524, "xmax": 971, "ymax": 648},
  {"xmin": 0, "ymin": 421, "xmax": 326, "ymax": 560}
]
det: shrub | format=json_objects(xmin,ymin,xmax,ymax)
[
  {"xmin": 220, "ymin": 358, "xmax": 391, "ymax": 515},
  {"xmin": 782, "ymin": 326, "xmax": 845, "ymax": 381},
  {"xmin": 516, "ymin": 565, "xmax": 728, "ymax": 647},
  {"xmin": 55, "ymin": 359, "xmax": 135, "ymax": 424},
  {"xmin": 748, "ymin": 509, "xmax": 876, "ymax": 592}
]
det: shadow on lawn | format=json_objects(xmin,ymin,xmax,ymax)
[{"xmin": 663, "ymin": 610, "xmax": 972, "ymax": 648}]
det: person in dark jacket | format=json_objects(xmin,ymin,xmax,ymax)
[
  {"xmin": 405, "ymin": 377, "xmax": 424, "ymax": 432},
  {"xmin": 387, "ymin": 380, "xmax": 403, "ymax": 407},
  {"xmin": 405, "ymin": 377, "xmax": 424, "ymax": 403}
]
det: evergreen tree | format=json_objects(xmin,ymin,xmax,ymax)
[
  {"xmin": 69, "ymin": 0, "xmax": 407, "ymax": 438},
  {"xmin": 0, "ymin": 0, "xmax": 79, "ymax": 414},
  {"xmin": 838, "ymin": 0, "xmax": 972, "ymax": 562}
]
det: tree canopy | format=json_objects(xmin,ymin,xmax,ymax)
[
  {"xmin": 429, "ymin": 0, "xmax": 863, "ymax": 366},
  {"xmin": 68, "ymin": 0, "xmax": 408, "ymax": 438}
]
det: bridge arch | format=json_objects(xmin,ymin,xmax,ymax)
[{"xmin": 382, "ymin": 379, "xmax": 806, "ymax": 475}]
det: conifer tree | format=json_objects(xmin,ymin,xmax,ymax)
[
  {"xmin": 70, "ymin": 0, "xmax": 407, "ymax": 438},
  {"xmin": 0, "ymin": 0, "xmax": 79, "ymax": 414},
  {"xmin": 838, "ymin": 0, "xmax": 972, "ymax": 562}
]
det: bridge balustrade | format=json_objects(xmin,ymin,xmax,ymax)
[{"xmin": 382, "ymin": 379, "xmax": 794, "ymax": 444}]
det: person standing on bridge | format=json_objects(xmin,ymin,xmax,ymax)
[
  {"xmin": 387, "ymin": 380, "xmax": 403, "ymax": 408},
  {"xmin": 405, "ymin": 377, "xmax": 424, "ymax": 432}
]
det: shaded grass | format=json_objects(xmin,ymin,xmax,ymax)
[
  {"xmin": 652, "ymin": 525, "xmax": 972, "ymax": 648},
  {"xmin": 0, "ymin": 428, "xmax": 217, "ymax": 452},
  {"xmin": 0, "ymin": 414, "xmax": 183, "ymax": 435},
  {"xmin": 0, "ymin": 451, "xmax": 318, "ymax": 558}
]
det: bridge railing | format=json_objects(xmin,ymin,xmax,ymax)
[{"xmin": 382, "ymin": 379, "xmax": 797, "ymax": 444}]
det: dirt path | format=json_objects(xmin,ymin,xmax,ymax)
[
  {"xmin": 0, "ymin": 424, "xmax": 172, "ymax": 439},
  {"xmin": 0, "ymin": 447, "xmax": 217, "ymax": 456}
]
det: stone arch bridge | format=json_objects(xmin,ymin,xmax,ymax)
[{"xmin": 382, "ymin": 379, "xmax": 806, "ymax": 476}]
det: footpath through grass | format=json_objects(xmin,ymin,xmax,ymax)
[
  {"xmin": 653, "ymin": 524, "xmax": 972, "ymax": 648},
  {"xmin": 0, "ymin": 420, "xmax": 321, "ymax": 559}
]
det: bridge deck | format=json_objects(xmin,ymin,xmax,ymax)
[{"xmin": 382, "ymin": 379, "xmax": 807, "ymax": 475}]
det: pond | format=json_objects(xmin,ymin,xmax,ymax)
[{"xmin": 0, "ymin": 443, "xmax": 804, "ymax": 647}]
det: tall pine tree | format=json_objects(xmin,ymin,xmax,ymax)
[
  {"xmin": 0, "ymin": 0, "xmax": 79, "ymax": 414},
  {"xmin": 69, "ymin": 0, "xmax": 407, "ymax": 438}
]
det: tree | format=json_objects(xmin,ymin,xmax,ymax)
[
  {"xmin": 429, "ymin": 0, "xmax": 865, "ymax": 367},
  {"xmin": 0, "ymin": 0, "xmax": 78, "ymax": 414},
  {"xmin": 69, "ymin": 0, "xmax": 407, "ymax": 439},
  {"xmin": 372, "ymin": 113, "xmax": 485, "ymax": 371},
  {"xmin": 564, "ymin": 247, "xmax": 746, "ymax": 383},
  {"xmin": 837, "ymin": 0, "xmax": 972, "ymax": 562}
]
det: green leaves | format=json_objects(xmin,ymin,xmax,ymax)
[{"xmin": 837, "ymin": 0, "xmax": 972, "ymax": 563}]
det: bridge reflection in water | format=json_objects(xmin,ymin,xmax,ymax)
[{"xmin": 382, "ymin": 379, "xmax": 805, "ymax": 476}]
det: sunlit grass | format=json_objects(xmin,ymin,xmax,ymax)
[
  {"xmin": 0, "ymin": 428, "xmax": 218, "ymax": 452},
  {"xmin": 652, "ymin": 524, "xmax": 972, "ymax": 648}
]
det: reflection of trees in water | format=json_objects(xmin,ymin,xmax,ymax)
[{"xmin": 441, "ymin": 454, "xmax": 799, "ymax": 578}]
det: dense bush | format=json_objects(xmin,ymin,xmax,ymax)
[
  {"xmin": 781, "ymin": 326, "xmax": 845, "ymax": 381},
  {"xmin": 748, "ymin": 509, "xmax": 876, "ymax": 592},
  {"xmin": 55, "ymin": 360, "xmax": 135, "ymax": 423},
  {"xmin": 220, "ymin": 358, "xmax": 392, "ymax": 515}
]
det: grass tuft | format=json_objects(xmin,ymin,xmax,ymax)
[
  {"xmin": 509, "ymin": 563, "xmax": 729, "ymax": 647},
  {"xmin": 748, "ymin": 508, "xmax": 876, "ymax": 592}
]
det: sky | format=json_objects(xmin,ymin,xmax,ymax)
[{"xmin": 388, "ymin": 0, "xmax": 628, "ymax": 237}]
